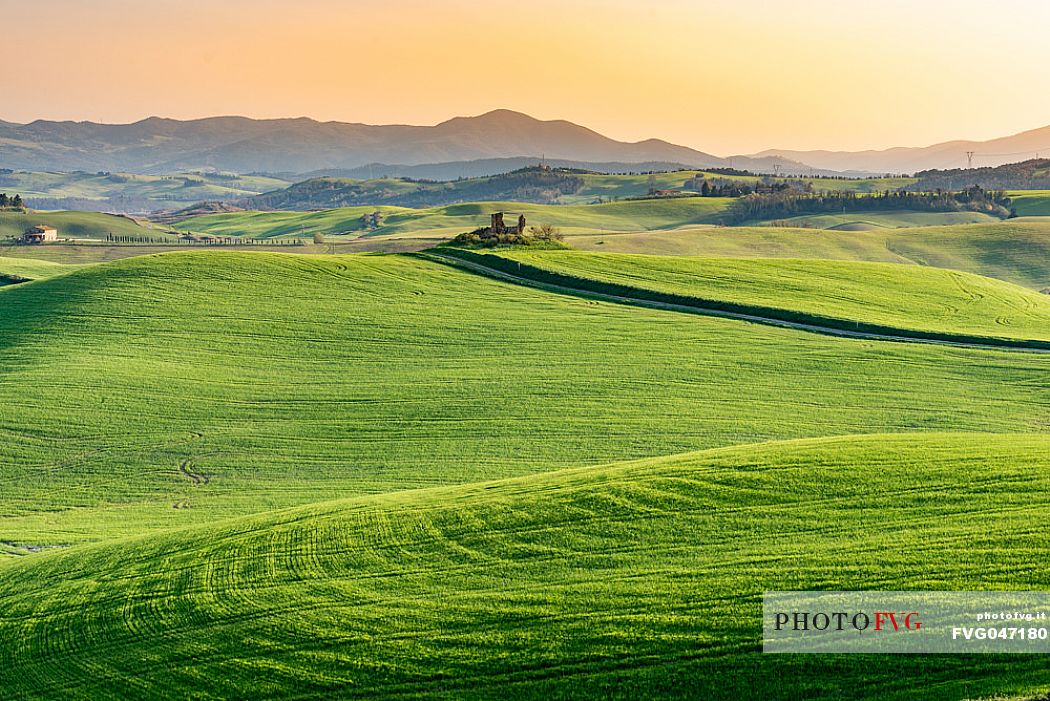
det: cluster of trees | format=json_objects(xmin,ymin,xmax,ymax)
[
  {"xmin": 723, "ymin": 187, "xmax": 1013, "ymax": 224},
  {"xmin": 684, "ymin": 175, "xmax": 802, "ymax": 198},
  {"xmin": 954, "ymin": 185, "xmax": 1013, "ymax": 212},
  {"xmin": 529, "ymin": 224, "xmax": 564, "ymax": 241},
  {"xmin": 698, "ymin": 180, "xmax": 753, "ymax": 197},
  {"xmin": 910, "ymin": 159, "xmax": 1050, "ymax": 191},
  {"xmin": 191, "ymin": 171, "xmax": 244, "ymax": 182},
  {"xmin": 105, "ymin": 234, "xmax": 170, "ymax": 244},
  {"xmin": 360, "ymin": 211, "xmax": 383, "ymax": 230},
  {"xmin": 0, "ymin": 193, "xmax": 24, "ymax": 209},
  {"xmin": 704, "ymin": 167, "xmax": 757, "ymax": 177}
]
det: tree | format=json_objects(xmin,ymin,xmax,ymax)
[
  {"xmin": 529, "ymin": 224, "xmax": 563, "ymax": 242},
  {"xmin": 313, "ymin": 233, "xmax": 325, "ymax": 244},
  {"xmin": 11, "ymin": 194, "xmax": 22, "ymax": 209}
]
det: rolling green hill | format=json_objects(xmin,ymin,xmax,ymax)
[
  {"xmin": 1, "ymin": 167, "xmax": 921, "ymax": 218},
  {"xmin": 7, "ymin": 250, "xmax": 1050, "ymax": 698},
  {"xmin": 566, "ymin": 170, "xmax": 721, "ymax": 202},
  {"xmin": 3, "ymin": 433, "xmax": 1050, "ymax": 699},
  {"xmin": 1009, "ymin": 190, "xmax": 1050, "ymax": 217},
  {"xmin": 746, "ymin": 210, "xmax": 1002, "ymax": 229},
  {"xmin": 0, "ymin": 255, "xmax": 76, "ymax": 282},
  {"xmin": 244, "ymin": 170, "xmax": 588, "ymax": 209},
  {"xmin": 0, "ymin": 210, "xmax": 176, "ymax": 241},
  {"xmin": 5, "ymin": 251, "xmax": 1050, "ymax": 546},
  {"xmin": 1, "ymin": 170, "xmax": 292, "ymax": 211},
  {"xmin": 478, "ymin": 251, "xmax": 1050, "ymax": 345},
  {"xmin": 570, "ymin": 219, "xmax": 1050, "ymax": 289},
  {"xmin": 176, "ymin": 192, "xmax": 1036, "ymax": 250},
  {"xmin": 572, "ymin": 225, "xmax": 915, "ymax": 259},
  {"xmin": 223, "ymin": 169, "xmax": 920, "ymax": 210},
  {"xmin": 176, "ymin": 198, "xmax": 735, "ymax": 240}
]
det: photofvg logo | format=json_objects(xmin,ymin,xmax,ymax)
[
  {"xmin": 763, "ymin": 592, "xmax": 1050, "ymax": 653},
  {"xmin": 774, "ymin": 610, "xmax": 922, "ymax": 634}
]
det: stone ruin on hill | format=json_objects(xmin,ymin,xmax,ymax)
[{"xmin": 475, "ymin": 212, "xmax": 526, "ymax": 239}]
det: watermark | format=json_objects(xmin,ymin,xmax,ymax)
[{"xmin": 764, "ymin": 591, "xmax": 1050, "ymax": 653}]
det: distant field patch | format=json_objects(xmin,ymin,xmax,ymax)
[
  {"xmin": 0, "ymin": 256, "xmax": 76, "ymax": 282},
  {"xmin": 1, "ymin": 170, "xmax": 293, "ymax": 210},
  {"xmin": 751, "ymin": 210, "xmax": 1001, "ymax": 229},
  {"xmin": 826, "ymin": 221, "xmax": 884, "ymax": 231},
  {"xmin": 569, "ymin": 219, "xmax": 1050, "ymax": 289},
  {"xmin": 1009, "ymin": 190, "xmax": 1050, "ymax": 217},
  {"xmin": 0, "ymin": 210, "xmax": 175, "ymax": 241}
]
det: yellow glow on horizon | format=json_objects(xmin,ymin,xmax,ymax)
[{"xmin": 2, "ymin": 0, "xmax": 1049, "ymax": 154}]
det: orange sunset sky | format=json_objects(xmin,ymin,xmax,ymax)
[{"xmin": 2, "ymin": 0, "xmax": 1049, "ymax": 154}]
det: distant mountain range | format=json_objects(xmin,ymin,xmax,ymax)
[
  {"xmin": 753, "ymin": 124, "xmax": 1050, "ymax": 174},
  {"xmin": 2, "ymin": 109, "xmax": 1048, "ymax": 177},
  {"xmin": 0, "ymin": 110, "xmax": 810, "ymax": 177}
]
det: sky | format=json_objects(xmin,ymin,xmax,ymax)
[{"xmin": 2, "ymin": 0, "xmax": 1049, "ymax": 155}]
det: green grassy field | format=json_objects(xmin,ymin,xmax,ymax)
[
  {"xmin": 0, "ymin": 237, "xmax": 433, "ymax": 265},
  {"xmin": 0, "ymin": 210, "xmax": 176, "ymax": 241},
  {"xmin": 5, "ymin": 251, "xmax": 1050, "ymax": 545},
  {"xmin": 479, "ymin": 250, "xmax": 1050, "ymax": 344},
  {"xmin": 570, "ymin": 219, "xmax": 1050, "ymax": 289},
  {"xmin": 3, "ymin": 433, "xmax": 1050, "ymax": 699},
  {"xmin": 0, "ymin": 170, "xmax": 293, "ymax": 207},
  {"xmin": 572, "ymin": 225, "xmax": 914, "ymax": 259},
  {"xmin": 746, "ymin": 210, "xmax": 1002, "ymax": 229},
  {"xmin": 9, "ymin": 203, "xmax": 1049, "ymax": 272},
  {"xmin": 0, "ymin": 255, "xmax": 76, "ymax": 281},
  {"xmin": 177, "ymin": 198, "xmax": 735, "ymax": 240},
  {"xmin": 175, "ymin": 196, "xmax": 1032, "ymax": 251},
  {"xmin": 1, "ymin": 168, "xmax": 921, "ymax": 214},
  {"xmin": 6, "ymin": 249, "xmax": 1050, "ymax": 698},
  {"xmin": 0, "ymin": 243, "xmax": 255, "ymax": 265},
  {"xmin": 203, "ymin": 169, "xmax": 920, "ymax": 209},
  {"xmin": 1009, "ymin": 190, "xmax": 1050, "ymax": 217},
  {"xmin": 801, "ymin": 175, "xmax": 919, "ymax": 192}
]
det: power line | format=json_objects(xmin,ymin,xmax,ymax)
[{"xmin": 971, "ymin": 147, "xmax": 1050, "ymax": 158}]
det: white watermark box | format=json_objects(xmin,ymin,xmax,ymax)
[{"xmin": 764, "ymin": 591, "xmax": 1050, "ymax": 653}]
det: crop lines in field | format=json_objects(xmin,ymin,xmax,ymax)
[{"xmin": 2, "ymin": 249, "xmax": 1050, "ymax": 699}]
